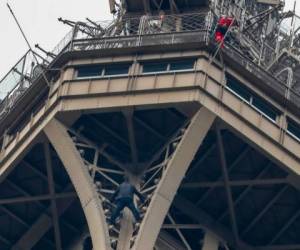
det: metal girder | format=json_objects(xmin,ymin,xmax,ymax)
[
  {"xmin": 67, "ymin": 127, "xmax": 125, "ymax": 171},
  {"xmin": 123, "ymin": 109, "xmax": 139, "ymax": 166},
  {"xmin": 142, "ymin": 0, "xmax": 151, "ymax": 13},
  {"xmin": 256, "ymin": 245, "xmax": 300, "ymax": 250},
  {"xmin": 133, "ymin": 107, "xmax": 216, "ymax": 250},
  {"xmin": 202, "ymin": 231, "xmax": 219, "ymax": 250},
  {"xmin": 216, "ymin": 162, "xmax": 272, "ymax": 222},
  {"xmin": 134, "ymin": 116, "xmax": 165, "ymax": 141},
  {"xmin": 182, "ymin": 178, "xmax": 287, "ymax": 188},
  {"xmin": 11, "ymin": 186, "xmax": 75, "ymax": 250},
  {"xmin": 185, "ymin": 143, "xmax": 216, "ymax": 181},
  {"xmin": 195, "ymin": 146, "xmax": 251, "ymax": 206},
  {"xmin": 44, "ymin": 142, "xmax": 62, "ymax": 250},
  {"xmin": 162, "ymin": 224, "xmax": 203, "ymax": 229},
  {"xmin": 0, "ymin": 192, "xmax": 76, "ymax": 205},
  {"xmin": 268, "ymin": 209, "xmax": 300, "ymax": 245},
  {"xmin": 0, "ymin": 234, "xmax": 11, "ymax": 247},
  {"xmin": 44, "ymin": 118, "xmax": 111, "ymax": 250},
  {"xmin": 241, "ymin": 186, "xmax": 288, "ymax": 236},
  {"xmin": 156, "ymin": 231, "xmax": 186, "ymax": 250},
  {"xmin": 173, "ymin": 195, "xmax": 253, "ymax": 250},
  {"xmin": 167, "ymin": 214, "xmax": 192, "ymax": 250},
  {"xmin": 216, "ymin": 127, "xmax": 239, "ymax": 246},
  {"xmin": 89, "ymin": 116, "xmax": 129, "ymax": 147}
]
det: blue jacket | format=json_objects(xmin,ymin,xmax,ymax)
[{"xmin": 112, "ymin": 181, "xmax": 144, "ymax": 202}]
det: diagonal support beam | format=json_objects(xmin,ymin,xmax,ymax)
[
  {"xmin": 44, "ymin": 118, "xmax": 111, "ymax": 250},
  {"xmin": 12, "ymin": 187, "xmax": 75, "ymax": 250},
  {"xmin": 268, "ymin": 209, "xmax": 300, "ymax": 245},
  {"xmin": 0, "ymin": 192, "xmax": 76, "ymax": 205},
  {"xmin": 216, "ymin": 126, "xmax": 239, "ymax": 246},
  {"xmin": 133, "ymin": 107, "xmax": 216, "ymax": 250},
  {"xmin": 44, "ymin": 142, "xmax": 62, "ymax": 250},
  {"xmin": 173, "ymin": 195, "xmax": 253, "ymax": 250},
  {"xmin": 123, "ymin": 109, "xmax": 139, "ymax": 167},
  {"xmin": 241, "ymin": 186, "xmax": 288, "ymax": 236},
  {"xmin": 195, "ymin": 146, "xmax": 250, "ymax": 206}
]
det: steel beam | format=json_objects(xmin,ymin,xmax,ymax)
[
  {"xmin": 123, "ymin": 109, "xmax": 139, "ymax": 166},
  {"xmin": 241, "ymin": 186, "xmax": 288, "ymax": 236},
  {"xmin": 216, "ymin": 127, "xmax": 239, "ymax": 246},
  {"xmin": 167, "ymin": 214, "xmax": 192, "ymax": 250},
  {"xmin": 195, "ymin": 146, "xmax": 250, "ymax": 206},
  {"xmin": 44, "ymin": 142, "xmax": 62, "ymax": 250},
  {"xmin": 216, "ymin": 162, "xmax": 272, "ymax": 222},
  {"xmin": 173, "ymin": 195, "xmax": 253, "ymax": 250},
  {"xmin": 156, "ymin": 231, "xmax": 186, "ymax": 250},
  {"xmin": 268, "ymin": 209, "xmax": 300, "ymax": 245},
  {"xmin": 256, "ymin": 245, "xmax": 300, "ymax": 250},
  {"xmin": 11, "ymin": 186, "xmax": 75, "ymax": 250},
  {"xmin": 44, "ymin": 118, "xmax": 111, "ymax": 250},
  {"xmin": 0, "ymin": 192, "xmax": 76, "ymax": 205},
  {"xmin": 182, "ymin": 178, "xmax": 287, "ymax": 188},
  {"xmin": 133, "ymin": 107, "xmax": 216, "ymax": 250},
  {"xmin": 202, "ymin": 231, "xmax": 219, "ymax": 250}
]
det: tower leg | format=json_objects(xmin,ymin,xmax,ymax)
[
  {"xmin": 44, "ymin": 118, "xmax": 111, "ymax": 250},
  {"xmin": 202, "ymin": 232, "xmax": 219, "ymax": 250}
]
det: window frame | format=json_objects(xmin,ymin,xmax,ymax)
[
  {"xmin": 75, "ymin": 63, "xmax": 131, "ymax": 79},
  {"xmin": 287, "ymin": 118, "xmax": 300, "ymax": 142},
  {"xmin": 225, "ymin": 74, "xmax": 280, "ymax": 123},
  {"xmin": 141, "ymin": 58, "xmax": 196, "ymax": 75}
]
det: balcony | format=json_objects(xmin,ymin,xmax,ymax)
[{"xmin": 0, "ymin": 11, "xmax": 299, "ymax": 125}]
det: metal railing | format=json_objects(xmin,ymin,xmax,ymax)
[{"xmin": 0, "ymin": 11, "xmax": 300, "ymax": 123}]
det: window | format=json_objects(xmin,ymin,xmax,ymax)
[
  {"xmin": 252, "ymin": 96, "xmax": 278, "ymax": 122},
  {"xmin": 287, "ymin": 119, "xmax": 300, "ymax": 140},
  {"xmin": 142, "ymin": 59, "xmax": 196, "ymax": 73},
  {"xmin": 104, "ymin": 64, "xmax": 130, "ymax": 76},
  {"xmin": 77, "ymin": 65, "xmax": 102, "ymax": 78},
  {"xmin": 226, "ymin": 75, "xmax": 251, "ymax": 102},
  {"xmin": 169, "ymin": 60, "xmax": 195, "ymax": 71},
  {"xmin": 143, "ymin": 62, "xmax": 168, "ymax": 73},
  {"xmin": 76, "ymin": 63, "xmax": 130, "ymax": 78},
  {"xmin": 226, "ymin": 74, "xmax": 280, "ymax": 122}
]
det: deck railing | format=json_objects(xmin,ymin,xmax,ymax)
[{"xmin": 0, "ymin": 11, "xmax": 299, "ymax": 121}]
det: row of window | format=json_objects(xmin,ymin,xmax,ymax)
[
  {"xmin": 76, "ymin": 63, "xmax": 300, "ymax": 141},
  {"xmin": 226, "ymin": 74, "xmax": 300, "ymax": 141},
  {"xmin": 77, "ymin": 64, "xmax": 130, "ymax": 78},
  {"xmin": 76, "ymin": 59, "xmax": 196, "ymax": 78},
  {"xmin": 226, "ymin": 75, "xmax": 279, "ymax": 121}
]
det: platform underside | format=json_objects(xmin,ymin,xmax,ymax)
[{"xmin": 0, "ymin": 104, "xmax": 299, "ymax": 250}]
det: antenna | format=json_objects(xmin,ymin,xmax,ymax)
[{"xmin": 7, "ymin": 3, "xmax": 50, "ymax": 86}]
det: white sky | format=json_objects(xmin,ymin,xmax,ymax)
[{"xmin": 0, "ymin": 0, "xmax": 299, "ymax": 78}]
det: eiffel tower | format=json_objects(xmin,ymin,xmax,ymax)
[{"xmin": 1, "ymin": 0, "xmax": 300, "ymax": 249}]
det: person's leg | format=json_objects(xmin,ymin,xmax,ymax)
[
  {"xmin": 127, "ymin": 200, "xmax": 141, "ymax": 222},
  {"xmin": 110, "ymin": 200, "xmax": 126, "ymax": 224}
]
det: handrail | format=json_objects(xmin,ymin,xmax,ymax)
[{"xmin": 0, "ymin": 11, "xmax": 300, "ymax": 125}]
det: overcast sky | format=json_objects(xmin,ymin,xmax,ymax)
[{"xmin": 0, "ymin": 0, "xmax": 299, "ymax": 78}]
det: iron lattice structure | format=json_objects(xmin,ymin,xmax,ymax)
[{"xmin": 0, "ymin": 0, "xmax": 300, "ymax": 250}]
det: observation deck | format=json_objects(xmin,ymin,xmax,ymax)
[{"xmin": 0, "ymin": 6, "xmax": 300, "ymax": 250}]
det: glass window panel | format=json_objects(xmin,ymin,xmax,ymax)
[
  {"xmin": 226, "ymin": 75, "xmax": 251, "ymax": 102},
  {"xmin": 170, "ymin": 59, "xmax": 195, "ymax": 71},
  {"xmin": 105, "ymin": 64, "xmax": 130, "ymax": 76},
  {"xmin": 287, "ymin": 119, "xmax": 300, "ymax": 140},
  {"xmin": 142, "ymin": 62, "xmax": 168, "ymax": 73},
  {"xmin": 252, "ymin": 96, "xmax": 278, "ymax": 121},
  {"xmin": 77, "ymin": 65, "xmax": 102, "ymax": 78}
]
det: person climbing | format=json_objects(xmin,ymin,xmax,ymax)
[
  {"xmin": 214, "ymin": 15, "xmax": 236, "ymax": 48},
  {"xmin": 110, "ymin": 176, "xmax": 145, "ymax": 225},
  {"xmin": 82, "ymin": 236, "xmax": 92, "ymax": 250}
]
